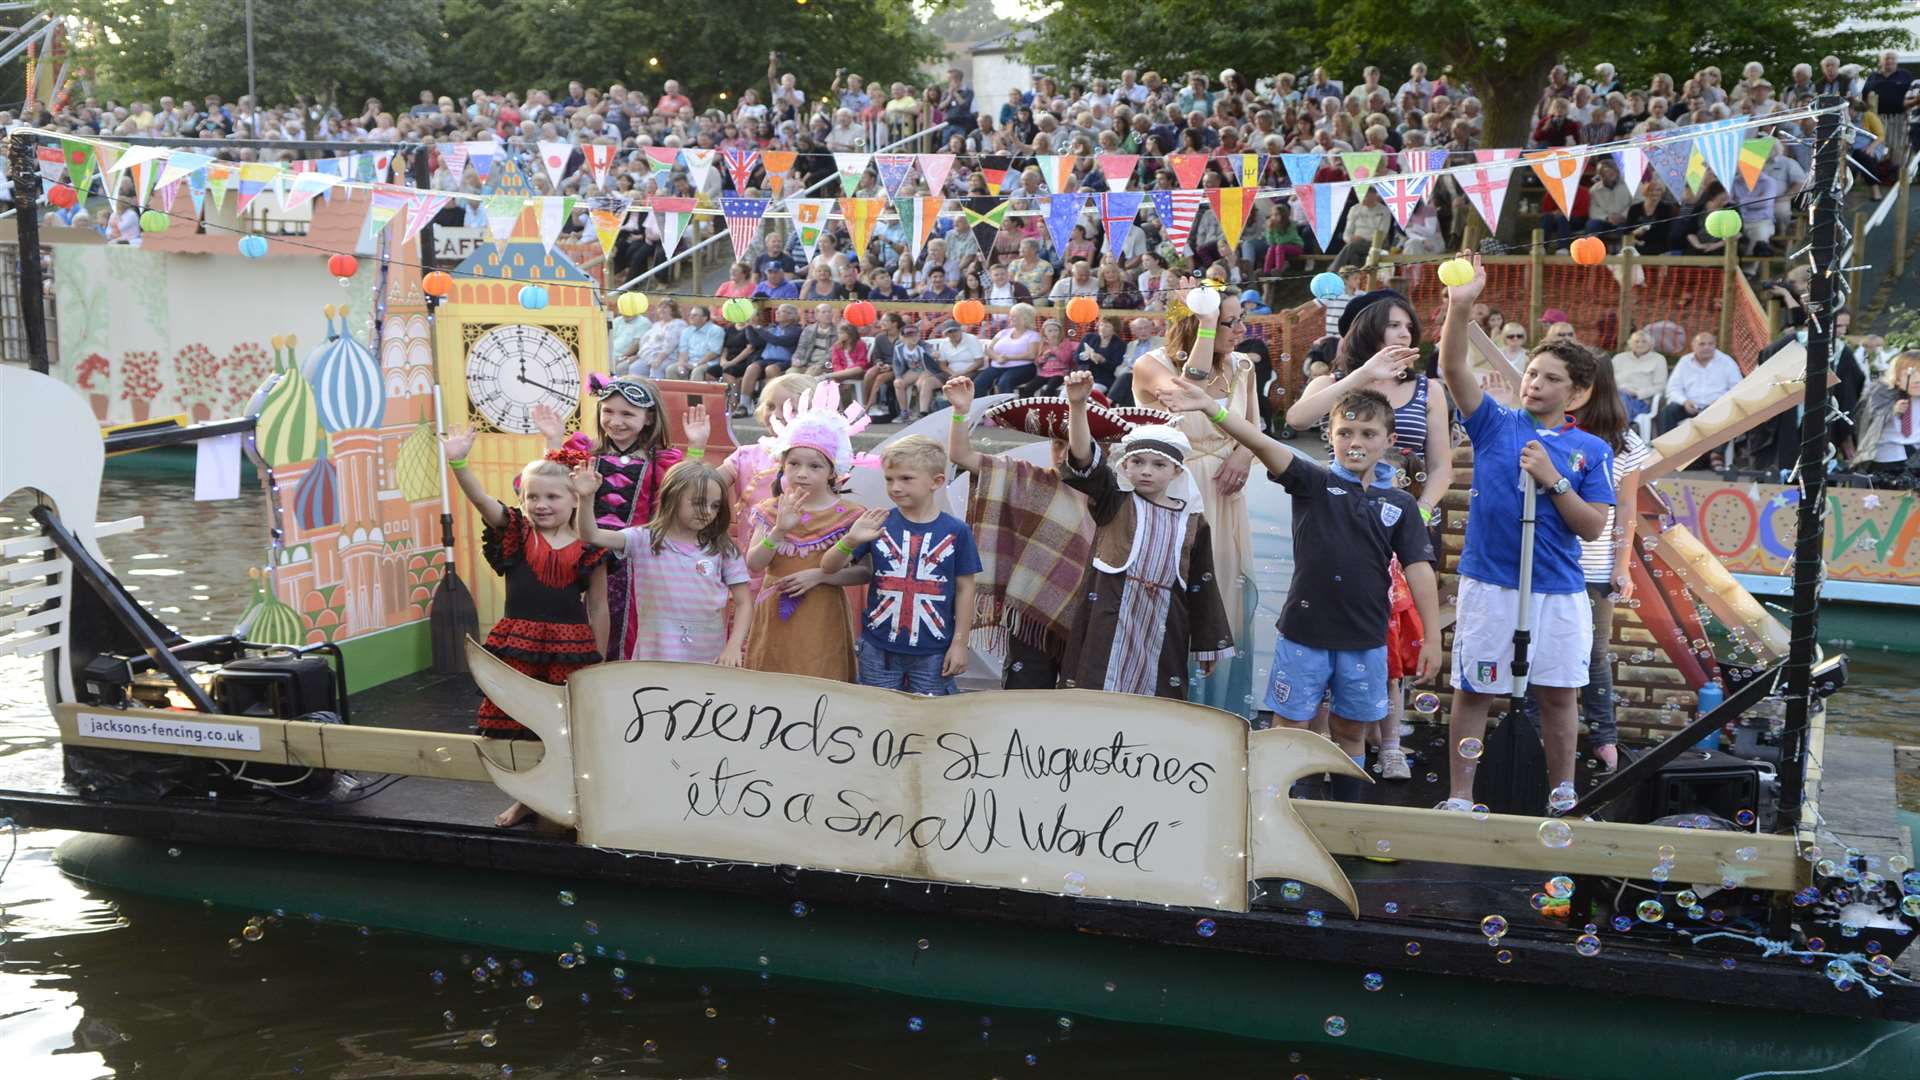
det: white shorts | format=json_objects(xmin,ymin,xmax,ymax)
[{"xmin": 1450, "ymin": 576, "xmax": 1592, "ymax": 693}]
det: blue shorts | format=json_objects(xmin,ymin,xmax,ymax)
[
  {"xmin": 856, "ymin": 639, "xmax": 957, "ymax": 696},
  {"xmin": 1263, "ymin": 634, "xmax": 1390, "ymax": 723}
]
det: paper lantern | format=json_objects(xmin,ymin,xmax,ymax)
[
  {"xmin": 1705, "ymin": 208, "xmax": 1743, "ymax": 239},
  {"xmin": 1436, "ymin": 258, "xmax": 1475, "ymax": 288},
  {"xmin": 1064, "ymin": 295, "xmax": 1100, "ymax": 324},
  {"xmin": 519, "ymin": 284, "xmax": 550, "ymax": 310},
  {"xmin": 421, "ymin": 270, "xmax": 452, "ymax": 298},
  {"xmin": 47, "ymin": 184, "xmax": 76, "ymax": 209},
  {"xmin": 1569, "ymin": 236, "xmax": 1606, "ymax": 266},
  {"xmin": 327, "ymin": 254, "xmax": 359, "ymax": 279},
  {"xmin": 617, "ymin": 292, "xmax": 649, "ymax": 318},
  {"xmin": 721, "ymin": 297, "xmax": 756, "ymax": 324},
  {"xmin": 139, "ymin": 209, "xmax": 170, "ymax": 233},
  {"xmin": 843, "ymin": 300, "xmax": 878, "ymax": 327},
  {"xmin": 238, "ymin": 235, "xmax": 269, "ymax": 259},
  {"xmin": 952, "ymin": 299, "xmax": 985, "ymax": 325},
  {"xmin": 1310, "ymin": 271, "xmax": 1344, "ymax": 300}
]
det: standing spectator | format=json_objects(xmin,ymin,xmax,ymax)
[
  {"xmin": 1861, "ymin": 50, "xmax": 1915, "ymax": 163},
  {"xmin": 940, "ymin": 68, "xmax": 976, "ymax": 141}
]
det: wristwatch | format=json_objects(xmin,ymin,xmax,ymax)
[{"xmin": 1548, "ymin": 477, "xmax": 1572, "ymax": 496}]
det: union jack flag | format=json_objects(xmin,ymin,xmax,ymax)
[{"xmin": 867, "ymin": 528, "xmax": 955, "ymax": 647}]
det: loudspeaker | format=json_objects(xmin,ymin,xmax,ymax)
[{"xmin": 1604, "ymin": 746, "xmax": 1763, "ymax": 827}]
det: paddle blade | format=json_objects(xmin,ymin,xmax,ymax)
[{"xmin": 430, "ymin": 563, "xmax": 478, "ymax": 675}]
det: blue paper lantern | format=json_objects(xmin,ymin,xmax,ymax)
[
  {"xmin": 1310, "ymin": 272, "xmax": 1345, "ymax": 301},
  {"xmin": 238, "ymin": 235, "xmax": 269, "ymax": 259},
  {"xmin": 519, "ymin": 285, "xmax": 550, "ymax": 310}
]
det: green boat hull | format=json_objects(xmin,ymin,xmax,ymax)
[{"xmin": 55, "ymin": 833, "xmax": 1918, "ymax": 1080}]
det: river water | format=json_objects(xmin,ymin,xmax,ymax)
[{"xmin": 1, "ymin": 466, "xmax": 1914, "ymax": 1079}]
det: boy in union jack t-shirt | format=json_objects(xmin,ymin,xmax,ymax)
[{"xmin": 819, "ymin": 436, "xmax": 981, "ymax": 695}]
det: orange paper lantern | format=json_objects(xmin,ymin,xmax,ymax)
[
  {"xmin": 843, "ymin": 300, "xmax": 878, "ymax": 327},
  {"xmin": 47, "ymin": 184, "xmax": 77, "ymax": 209},
  {"xmin": 1065, "ymin": 295, "xmax": 1100, "ymax": 324},
  {"xmin": 1569, "ymin": 235, "xmax": 1606, "ymax": 266},
  {"xmin": 327, "ymin": 254, "xmax": 360, "ymax": 279},
  {"xmin": 952, "ymin": 298, "xmax": 985, "ymax": 325},
  {"xmin": 421, "ymin": 270, "xmax": 453, "ymax": 297}
]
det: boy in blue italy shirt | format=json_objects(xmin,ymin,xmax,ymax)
[{"xmin": 1438, "ymin": 256, "xmax": 1616, "ymax": 813}]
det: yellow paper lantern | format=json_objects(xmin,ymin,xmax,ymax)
[
  {"xmin": 617, "ymin": 292, "xmax": 649, "ymax": 318},
  {"xmin": 1437, "ymin": 258, "xmax": 1475, "ymax": 288}
]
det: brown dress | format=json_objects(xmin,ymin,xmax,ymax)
[{"xmin": 743, "ymin": 496, "xmax": 865, "ymax": 681}]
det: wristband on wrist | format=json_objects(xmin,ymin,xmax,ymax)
[
  {"xmin": 950, "ymin": 410, "xmax": 969, "ymax": 425},
  {"xmin": 760, "ymin": 536, "xmax": 778, "ymax": 551},
  {"xmin": 447, "ymin": 457, "xmax": 468, "ymax": 470},
  {"xmin": 1207, "ymin": 405, "xmax": 1230, "ymax": 425},
  {"xmin": 685, "ymin": 446, "xmax": 706, "ymax": 460},
  {"xmin": 1418, "ymin": 504, "xmax": 1434, "ymax": 525},
  {"xmin": 1194, "ymin": 327, "xmax": 1217, "ymax": 340},
  {"xmin": 833, "ymin": 538, "xmax": 855, "ymax": 555}
]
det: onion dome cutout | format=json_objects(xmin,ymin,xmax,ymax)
[
  {"xmin": 293, "ymin": 448, "xmax": 340, "ymax": 532},
  {"xmin": 305, "ymin": 305, "xmax": 385, "ymax": 432},
  {"xmin": 241, "ymin": 568, "xmax": 306, "ymax": 646},
  {"xmin": 258, "ymin": 336, "xmax": 329, "ymax": 468},
  {"xmin": 396, "ymin": 419, "xmax": 443, "ymax": 502}
]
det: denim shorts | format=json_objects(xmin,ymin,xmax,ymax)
[
  {"xmin": 856, "ymin": 639, "xmax": 957, "ymax": 696},
  {"xmin": 1263, "ymin": 634, "xmax": 1390, "ymax": 723}
]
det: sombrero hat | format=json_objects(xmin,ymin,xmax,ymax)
[{"xmin": 981, "ymin": 393, "xmax": 1135, "ymax": 442}]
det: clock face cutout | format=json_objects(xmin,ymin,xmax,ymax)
[{"xmin": 464, "ymin": 323, "xmax": 582, "ymax": 434}]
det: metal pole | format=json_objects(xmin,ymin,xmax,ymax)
[
  {"xmin": 1775, "ymin": 98, "xmax": 1843, "ymax": 830},
  {"xmin": 7, "ymin": 131, "xmax": 51, "ymax": 374},
  {"xmin": 245, "ymin": 0, "xmax": 257, "ymax": 133}
]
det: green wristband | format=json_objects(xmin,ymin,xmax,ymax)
[
  {"xmin": 1195, "ymin": 327, "xmax": 1217, "ymax": 340},
  {"xmin": 834, "ymin": 538, "xmax": 855, "ymax": 555},
  {"xmin": 951, "ymin": 411, "xmax": 969, "ymax": 425},
  {"xmin": 1419, "ymin": 504, "xmax": 1435, "ymax": 525},
  {"xmin": 447, "ymin": 457, "xmax": 469, "ymax": 470},
  {"xmin": 760, "ymin": 536, "xmax": 778, "ymax": 551},
  {"xmin": 1207, "ymin": 405, "xmax": 1230, "ymax": 425},
  {"xmin": 685, "ymin": 446, "xmax": 706, "ymax": 460}
]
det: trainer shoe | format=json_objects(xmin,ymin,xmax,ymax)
[
  {"xmin": 1380, "ymin": 747, "xmax": 1412, "ymax": 781},
  {"xmin": 1436, "ymin": 797, "xmax": 1475, "ymax": 813}
]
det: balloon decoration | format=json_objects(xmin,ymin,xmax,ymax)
[
  {"xmin": 421, "ymin": 270, "xmax": 453, "ymax": 298},
  {"xmin": 617, "ymin": 292, "xmax": 649, "ymax": 318},
  {"xmin": 843, "ymin": 300, "xmax": 878, "ymax": 328},
  {"xmin": 1569, "ymin": 236, "xmax": 1606, "ymax": 266},
  {"xmin": 1065, "ymin": 296, "xmax": 1100, "ymax": 325},
  {"xmin": 519, "ymin": 284, "xmax": 550, "ymax": 310},
  {"xmin": 237, "ymin": 235, "xmax": 269, "ymax": 259},
  {"xmin": 1183, "ymin": 286, "xmax": 1221, "ymax": 318},
  {"xmin": 951, "ymin": 299, "xmax": 986, "ymax": 326},
  {"xmin": 1436, "ymin": 258, "xmax": 1475, "ymax": 288},
  {"xmin": 47, "ymin": 184, "xmax": 76, "ymax": 209},
  {"xmin": 327, "ymin": 253, "xmax": 359, "ymax": 280},
  {"xmin": 720, "ymin": 297, "xmax": 756, "ymax": 324},
  {"xmin": 1310, "ymin": 271, "xmax": 1345, "ymax": 300},
  {"xmin": 139, "ymin": 209, "xmax": 170, "ymax": 233},
  {"xmin": 1705, "ymin": 208, "xmax": 1743, "ymax": 239}
]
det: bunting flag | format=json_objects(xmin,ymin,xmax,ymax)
[
  {"xmin": 1208, "ymin": 186, "xmax": 1257, "ymax": 250},
  {"xmin": 34, "ymin": 144, "xmax": 65, "ymax": 184},
  {"xmin": 645, "ymin": 146, "xmax": 680, "ymax": 175},
  {"xmin": 1527, "ymin": 148, "xmax": 1586, "ymax": 216},
  {"xmin": 357, "ymin": 185, "xmax": 411, "ymax": 252},
  {"xmin": 482, "ymin": 194, "xmax": 526, "ymax": 248},
  {"xmin": 963, "ymin": 197, "xmax": 1011, "ymax": 257},
  {"xmin": 789, "ymin": 197, "xmax": 832, "ymax": 263},
  {"xmin": 896, "ymin": 196, "xmax": 944, "ymax": 260},
  {"xmin": 682, "ymin": 147, "xmax": 718, "ymax": 191},
  {"xmin": 1694, "ymin": 118, "xmax": 1745, "ymax": 189},
  {"xmin": 205, "ymin": 163, "xmax": 234, "ymax": 211},
  {"xmin": 533, "ymin": 140, "xmax": 570, "ymax": 190},
  {"xmin": 539, "ymin": 196, "xmax": 576, "ymax": 253},
  {"xmin": 1685, "ymin": 147, "xmax": 1709, "ymax": 195},
  {"xmin": 465, "ymin": 141, "xmax": 497, "ymax": 183},
  {"xmin": 873, "ymin": 153, "xmax": 916, "ymax": 198},
  {"xmin": 1100, "ymin": 191, "xmax": 1144, "ymax": 257},
  {"xmin": 106, "ymin": 143, "xmax": 167, "ymax": 180},
  {"xmin": 978, "ymin": 155, "xmax": 1012, "ymax": 194},
  {"xmin": 1042, "ymin": 192, "xmax": 1085, "ymax": 258},
  {"xmin": 1298, "ymin": 182, "xmax": 1353, "ymax": 253},
  {"xmin": 1612, "ymin": 145, "xmax": 1647, "ymax": 199},
  {"xmin": 130, "ymin": 161, "xmax": 161, "ymax": 209},
  {"xmin": 579, "ymin": 144, "xmax": 614, "ymax": 192},
  {"xmin": 235, "ymin": 162, "xmax": 277, "ymax": 211},
  {"xmin": 916, "ymin": 152, "xmax": 955, "ymax": 195},
  {"xmin": 400, "ymin": 193, "xmax": 450, "ymax": 249},
  {"xmin": 157, "ymin": 150, "xmax": 212, "ymax": 192},
  {"xmin": 313, "ymin": 157, "xmax": 346, "ymax": 202},
  {"xmin": 1341, "ymin": 151, "xmax": 1384, "ymax": 181},
  {"xmin": 1096, "ymin": 154, "xmax": 1138, "ymax": 191},
  {"xmin": 156, "ymin": 179, "xmax": 179, "ymax": 214},
  {"xmin": 1280, "ymin": 153, "xmax": 1321, "ymax": 189},
  {"xmin": 837, "ymin": 196, "xmax": 885, "ymax": 257},
  {"xmin": 364, "ymin": 150, "xmax": 395, "ymax": 185},
  {"xmin": 440, "ymin": 141, "xmax": 470, "ymax": 183},
  {"xmin": 589, "ymin": 200, "xmax": 625, "ymax": 258},
  {"xmin": 722, "ymin": 147, "xmax": 761, "ymax": 192},
  {"xmin": 721, "ymin": 196, "xmax": 770, "ymax": 261},
  {"xmin": 1164, "ymin": 152, "xmax": 1209, "ymax": 190},
  {"xmin": 281, "ymin": 172, "xmax": 343, "ymax": 212},
  {"xmin": 1149, "ymin": 189, "xmax": 1205, "ymax": 251},
  {"xmin": 1224, "ymin": 153, "xmax": 1264, "ymax": 188},
  {"xmin": 761, "ymin": 150, "xmax": 798, "ymax": 198},
  {"xmin": 650, "ymin": 196, "xmax": 697, "ymax": 259},
  {"xmin": 833, "ymin": 151, "xmax": 871, "ymax": 195},
  {"xmin": 1462, "ymin": 148, "xmax": 1521, "ymax": 232},
  {"xmin": 186, "ymin": 168, "xmax": 208, "ymax": 215},
  {"xmin": 1644, "ymin": 133, "xmax": 1695, "ymax": 199},
  {"xmin": 1373, "ymin": 176, "xmax": 1423, "ymax": 229},
  {"xmin": 60, "ymin": 139, "xmax": 97, "ymax": 200},
  {"xmin": 1738, "ymin": 137, "xmax": 1776, "ymax": 188},
  {"xmin": 1036, "ymin": 154, "xmax": 1075, "ymax": 194}
]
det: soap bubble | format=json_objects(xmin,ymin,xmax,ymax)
[
  {"xmin": 1538, "ymin": 821, "xmax": 1574, "ymax": 849},
  {"xmin": 1636, "ymin": 900, "xmax": 1665, "ymax": 923},
  {"xmin": 1306, "ymin": 910, "xmax": 1325, "ymax": 928},
  {"xmin": 1657, "ymin": 845, "xmax": 1677, "ymax": 862},
  {"xmin": 1549, "ymin": 786, "xmax": 1578, "ymax": 813},
  {"xmin": 791, "ymin": 901, "xmax": 810, "ymax": 917},
  {"xmin": 242, "ymin": 925, "xmax": 263, "ymax": 942},
  {"xmin": 1063, "ymin": 871, "xmax": 1088, "ymax": 896},
  {"xmin": 1735, "ymin": 809, "xmax": 1756, "ymax": 827},
  {"xmin": 557, "ymin": 890, "xmax": 576, "ymax": 907},
  {"xmin": 1375, "ymin": 839, "xmax": 1392, "ymax": 854},
  {"xmin": 1056, "ymin": 1016, "xmax": 1074, "ymax": 1032},
  {"xmin": 1383, "ymin": 901, "xmax": 1399, "ymax": 914},
  {"xmin": 1195, "ymin": 918, "xmax": 1217, "ymax": 938},
  {"xmin": 1323, "ymin": 1016, "xmax": 1348, "ymax": 1037},
  {"xmin": 525, "ymin": 995, "xmax": 543, "ymax": 1010},
  {"xmin": 429, "ymin": 970, "xmax": 446, "ymax": 987},
  {"xmin": 907, "ymin": 1016, "xmax": 924, "ymax": 1032},
  {"xmin": 1650, "ymin": 865, "xmax": 1670, "ymax": 883},
  {"xmin": 1496, "ymin": 949, "xmax": 1513, "ymax": 964},
  {"xmin": 1869, "ymin": 955, "xmax": 1894, "ymax": 977},
  {"xmin": 1456, "ymin": 737, "xmax": 1484, "ymax": 760},
  {"xmin": 1281, "ymin": 881, "xmax": 1305, "ymax": 901},
  {"xmin": 1575, "ymin": 934, "xmax": 1602, "ymax": 957},
  {"xmin": 705, "ymin": 1006, "xmax": 718, "ymax": 1018},
  {"xmin": 1546, "ymin": 875, "xmax": 1574, "ymax": 899},
  {"xmin": 471, "ymin": 967, "xmax": 489, "ymax": 983},
  {"xmin": 582, "ymin": 920, "xmax": 599, "ymax": 935},
  {"xmin": 1405, "ymin": 941, "xmax": 1422, "ymax": 956},
  {"xmin": 1104, "ymin": 981, "xmax": 1117, "ymax": 992},
  {"xmin": 1530, "ymin": 892, "xmax": 1552, "ymax": 911},
  {"xmin": 1480, "ymin": 914, "xmax": 1508, "ymax": 938},
  {"xmin": 643, "ymin": 1040, "xmax": 659, "ymax": 1054},
  {"xmin": 1363, "ymin": 972, "xmax": 1384, "ymax": 991},
  {"xmin": 1413, "ymin": 692, "xmax": 1441, "ymax": 715},
  {"xmin": 1734, "ymin": 846, "xmax": 1757, "ymax": 863},
  {"xmin": 479, "ymin": 1033, "xmax": 498, "ymax": 1048}
]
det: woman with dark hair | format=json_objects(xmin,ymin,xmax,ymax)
[
  {"xmin": 958, "ymin": 265, "xmax": 988, "ymax": 301},
  {"xmin": 1682, "ymin": 182, "xmax": 1732, "ymax": 256}
]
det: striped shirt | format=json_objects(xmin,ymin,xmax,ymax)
[
  {"xmin": 1578, "ymin": 430, "xmax": 1650, "ymax": 583},
  {"xmin": 1392, "ymin": 374, "xmax": 1433, "ymax": 458}
]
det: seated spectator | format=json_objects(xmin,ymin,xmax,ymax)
[
  {"xmin": 1657, "ymin": 332, "xmax": 1744, "ymax": 451},
  {"xmin": 1611, "ymin": 330, "xmax": 1668, "ymax": 422},
  {"xmin": 668, "ymin": 304, "xmax": 725, "ymax": 380},
  {"xmin": 631, "ymin": 299, "xmax": 686, "ymax": 378},
  {"xmin": 975, "ymin": 302, "xmax": 1043, "ymax": 395},
  {"xmin": 933, "ymin": 320, "xmax": 988, "ymax": 381},
  {"xmin": 789, "ymin": 303, "xmax": 839, "ymax": 376},
  {"xmin": 1078, "ymin": 316, "xmax": 1129, "ymax": 390},
  {"xmin": 753, "ymin": 258, "xmax": 801, "ymax": 299},
  {"xmin": 918, "ymin": 265, "xmax": 958, "ymax": 302},
  {"xmin": 1095, "ymin": 262, "xmax": 1142, "ymax": 309}
]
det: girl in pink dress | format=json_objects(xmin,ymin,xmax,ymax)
[{"xmin": 716, "ymin": 372, "xmax": 818, "ymax": 588}]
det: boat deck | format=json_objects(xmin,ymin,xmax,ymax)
[{"xmin": 4, "ymin": 670, "xmax": 1916, "ymax": 1024}]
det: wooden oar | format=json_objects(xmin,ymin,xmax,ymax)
[{"xmin": 429, "ymin": 382, "xmax": 477, "ymax": 673}]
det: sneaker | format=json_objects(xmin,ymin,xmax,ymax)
[
  {"xmin": 1436, "ymin": 797, "xmax": 1475, "ymax": 813},
  {"xmin": 1379, "ymin": 747, "xmax": 1412, "ymax": 781}
]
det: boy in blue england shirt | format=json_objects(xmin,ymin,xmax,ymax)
[
  {"xmin": 820, "ymin": 436, "xmax": 980, "ymax": 695},
  {"xmin": 1437, "ymin": 256, "xmax": 1616, "ymax": 813}
]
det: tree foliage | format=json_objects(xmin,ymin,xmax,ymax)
[{"xmin": 1021, "ymin": 0, "xmax": 1320, "ymax": 88}]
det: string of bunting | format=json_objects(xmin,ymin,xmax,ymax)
[{"xmin": 14, "ymin": 109, "xmax": 1824, "ymax": 268}]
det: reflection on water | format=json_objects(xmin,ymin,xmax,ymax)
[{"xmin": 1, "ymin": 469, "xmax": 1915, "ymax": 1078}]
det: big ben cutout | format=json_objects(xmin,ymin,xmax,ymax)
[{"xmin": 433, "ymin": 160, "xmax": 608, "ymax": 629}]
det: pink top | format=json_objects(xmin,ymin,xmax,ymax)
[
  {"xmin": 622, "ymin": 529, "xmax": 749, "ymax": 662},
  {"xmin": 831, "ymin": 338, "xmax": 869, "ymax": 372},
  {"xmin": 1036, "ymin": 339, "xmax": 1076, "ymax": 378}
]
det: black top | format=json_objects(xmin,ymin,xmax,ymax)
[
  {"xmin": 1862, "ymin": 69, "xmax": 1914, "ymax": 115},
  {"xmin": 1273, "ymin": 455, "xmax": 1434, "ymax": 652},
  {"xmin": 482, "ymin": 506, "xmax": 608, "ymax": 626},
  {"xmin": 1078, "ymin": 333, "xmax": 1128, "ymax": 383},
  {"xmin": 1625, "ymin": 200, "xmax": 1680, "ymax": 254}
]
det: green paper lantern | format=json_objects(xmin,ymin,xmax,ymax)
[
  {"xmin": 1705, "ymin": 208, "xmax": 1743, "ymax": 240},
  {"xmin": 721, "ymin": 297, "xmax": 756, "ymax": 324},
  {"xmin": 139, "ymin": 209, "xmax": 170, "ymax": 233}
]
